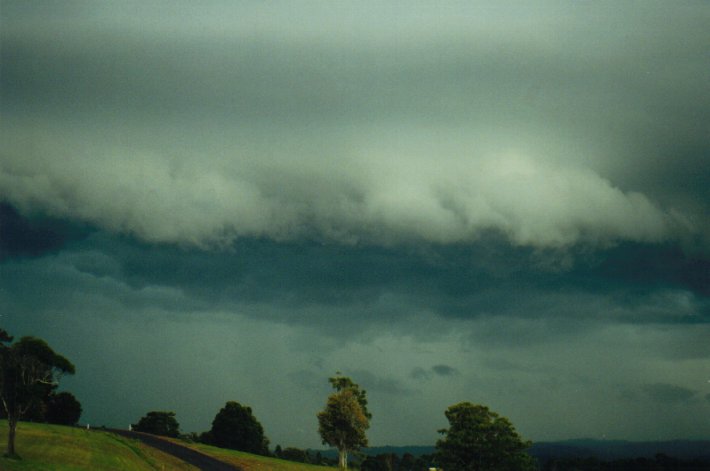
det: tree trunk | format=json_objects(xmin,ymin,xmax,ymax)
[
  {"xmin": 6, "ymin": 416, "xmax": 18, "ymax": 458},
  {"xmin": 338, "ymin": 448, "xmax": 348, "ymax": 469}
]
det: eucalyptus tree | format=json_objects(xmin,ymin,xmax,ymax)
[
  {"xmin": 317, "ymin": 374, "xmax": 370, "ymax": 469},
  {"xmin": 0, "ymin": 328, "xmax": 75, "ymax": 457}
]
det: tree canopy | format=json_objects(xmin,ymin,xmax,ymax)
[
  {"xmin": 436, "ymin": 402, "xmax": 535, "ymax": 471},
  {"xmin": 45, "ymin": 391, "xmax": 82, "ymax": 426},
  {"xmin": 132, "ymin": 411, "xmax": 180, "ymax": 437},
  {"xmin": 208, "ymin": 401, "xmax": 269, "ymax": 455},
  {"xmin": 0, "ymin": 329, "xmax": 75, "ymax": 457},
  {"xmin": 329, "ymin": 373, "xmax": 372, "ymax": 420},
  {"xmin": 318, "ymin": 374, "xmax": 370, "ymax": 469}
]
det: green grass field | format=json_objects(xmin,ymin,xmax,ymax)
[
  {"xmin": 0, "ymin": 421, "xmax": 198, "ymax": 471},
  {"xmin": 0, "ymin": 420, "xmax": 333, "ymax": 470},
  {"xmin": 163, "ymin": 438, "xmax": 334, "ymax": 471}
]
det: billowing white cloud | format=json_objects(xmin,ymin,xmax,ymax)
[
  {"xmin": 0, "ymin": 123, "xmax": 673, "ymax": 248},
  {"xmin": 2, "ymin": 1, "xmax": 706, "ymax": 249}
]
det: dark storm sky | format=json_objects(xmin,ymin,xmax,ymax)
[{"xmin": 1, "ymin": 1, "xmax": 709, "ymax": 448}]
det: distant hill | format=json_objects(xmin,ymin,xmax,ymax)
[
  {"xmin": 321, "ymin": 440, "xmax": 710, "ymax": 461},
  {"xmin": 316, "ymin": 446, "xmax": 434, "ymax": 461},
  {"xmin": 530, "ymin": 439, "xmax": 710, "ymax": 461},
  {"xmin": 360, "ymin": 445, "xmax": 436, "ymax": 457}
]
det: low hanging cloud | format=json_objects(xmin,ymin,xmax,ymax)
[
  {"xmin": 1, "ymin": 1, "xmax": 705, "ymax": 250},
  {"xmin": 642, "ymin": 383, "xmax": 698, "ymax": 405},
  {"xmin": 411, "ymin": 365, "xmax": 460, "ymax": 381},
  {"xmin": 0, "ymin": 130, "xmax": 672, "ymax": 249},
  {"xmin": 431, "ymin": 365, "xmax": 459, "ymax": 377}
]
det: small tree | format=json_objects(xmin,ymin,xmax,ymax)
[
  {"xmin": 209, "ymin": 401, "xmax": 269, "ymax": 455},
  {"xmin": 45, "ymin": 391, "xmax": 82, "ymax": 426},
  {"xmin": 436, "ymin": 402, "xmax": 535, "ymax": 471},
  {"xmin": 0, "ymin": 329, "xmax": 75, "ymax": 457},
  {"xmin": 317, "ymin": 374, "xmax": 370, "ymax": 469},
  {"xmin": 132, "ymin": 411, "xmax": 180, "ymax": 437},
  {"xmin": 279, "ymin": 447, "xmax": 311, "ymax": 463}
]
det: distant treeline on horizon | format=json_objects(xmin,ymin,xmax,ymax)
[{"xmin": 318, "ymin": 439, "xmax": 710, "ymax": 461}]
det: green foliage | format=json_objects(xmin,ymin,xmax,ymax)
[
  {"xmin": 198, "ymin": 429, "xmax": 214, "ymax": 444},
  {"xmin": 0, "ymin": 420, "xmax": 198, "ymax": 470},
  {"xmin": 0, "ymin": 390, "xmax": 82, "ymax": 426},
  {"xmin": 436, "ymin": 402, "xmax": 535, "ymax": 471},
  {"xmin": 132, "ymin": 411, "xmax": 180, "ymax": 438},
  {"xmin": 0, "ymin": 329, "xmax": 75, "ymax": 457},
  {"xmin": 318, "ymin": 374, "xmax": 370, "ymax": 469},
  {"xmin": 208, "ymin": 401, "xmax": 270, "ymax": 455},
  {"xmin": 360, "ymin": 453, "xmax": 397, "ymax": 471},
  {"xmin": 280, "ymin": 447, "xmax": 312, "ymax": 463},
  {"xmin": 329, "ymin": 373, "xmax": 372, "ymax": 419},
  {"xmin": 45, "ymin": 391, "xmax": 82, "ymax": 426},
  {"xmin": 318, "ymin": 389, "xmax": 369, "ymax": 450}
]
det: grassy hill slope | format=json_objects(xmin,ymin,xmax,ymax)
[
  {"xmin": 0, "ymin": 420, "xmax": 198, "ymax": 471},
  {"xmin": 162, "ymin": 438, "xmax": 334, "ymax": 471},
  {"xmin": 0, "ymin": 420, "xmax": 333, "ymax": 470}
]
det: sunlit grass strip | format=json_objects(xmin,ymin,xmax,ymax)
[
  {"xmin": 163, "ymin": 438, "xmax": 335, "ymax": 471},
  {"xmin": 0, "ymin": 420, "xmax": 198, "ymax": 471}
]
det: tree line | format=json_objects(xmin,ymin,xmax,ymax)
[
  {"xmin": 4, "ymin": 329, "xmax": 705, "ymax": 470},
  {"xmin": 0, "ymin": 328, "xmax": 546, "ymax": 470},
  {"xmin": 131, "ymin": 372, "xmax": 536, "ymax": 470},
  {"xmin": 539, "ymin": 455, "xmax": 710, "ymax": 471}
]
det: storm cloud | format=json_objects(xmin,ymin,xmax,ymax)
[
  {"xmin": 2, "ymin": 1, "xmax": 707, "ymax": 249},
  {"xmin": 642, "ymin": 383, "xmax": 698, "ymax": 405},
  {"xmin": 1, "ymin": 0, "xmax": 709, "ymax": 449}
]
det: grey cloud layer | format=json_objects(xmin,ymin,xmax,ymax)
[
  {"xmin": 3, "ymin": 226, "xmax": 707, "ymax": 332},
  {"xmin": 1, "ymin": 213, "xmax": 709, "ymax": 443},
  {"xmin": 4, "ymin": 243, "xmax": 708, "ymax": 443},
  {"xmin": 642, "ymin": 383, "xmax": 699, "ymax": 405},
  {"xmin": 2, "ymin": 2, "xmax": 707, "ymax": 248}
]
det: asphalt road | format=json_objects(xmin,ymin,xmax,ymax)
[{"xmin": 107, "ymin": 429, "xmax": 242, "ymax": 471}]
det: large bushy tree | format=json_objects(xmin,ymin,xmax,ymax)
[
  {"xmin": 132, "ymin": 411, "xmax": 180, "ymax": 437},
  {"xmin": 436, "ymin": 402, "xmax": 535, "ymax": 471},
  {"xmin": 208, "ymin": 401, "xmax": 269, "ymax": 455},
  {"xmin": 45, "ymin": 391, "xmax": 82, "ymax": 426},
  {"xmin": 0, "ymin": 390, "xmax": 82, "ymax": 426},
  {"xmin": 0, "ymin": 329, "xmax": 75, "ymax": 457},
  {"xmin": 317, "ymin": 374, "xmax": 370, "ymax": 469}
]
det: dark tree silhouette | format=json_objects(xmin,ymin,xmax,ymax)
[
  {"xmin": 132, "ymin": 411, "xmax": 181, "ymax": 437},
  {"xmin": 436, "ymin": 402, "xmax": 535, "ymax": 471},
  {"xmin": 208, "ymin": 401, "xmax": 269, "ymax": 455},
  {"xmin": 0, "ymin": 329, "xmax": 75, "ymax": 457},
  {"xmin": 45, "ymin": 391, "xmax": 82, "ymax": 426}
]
